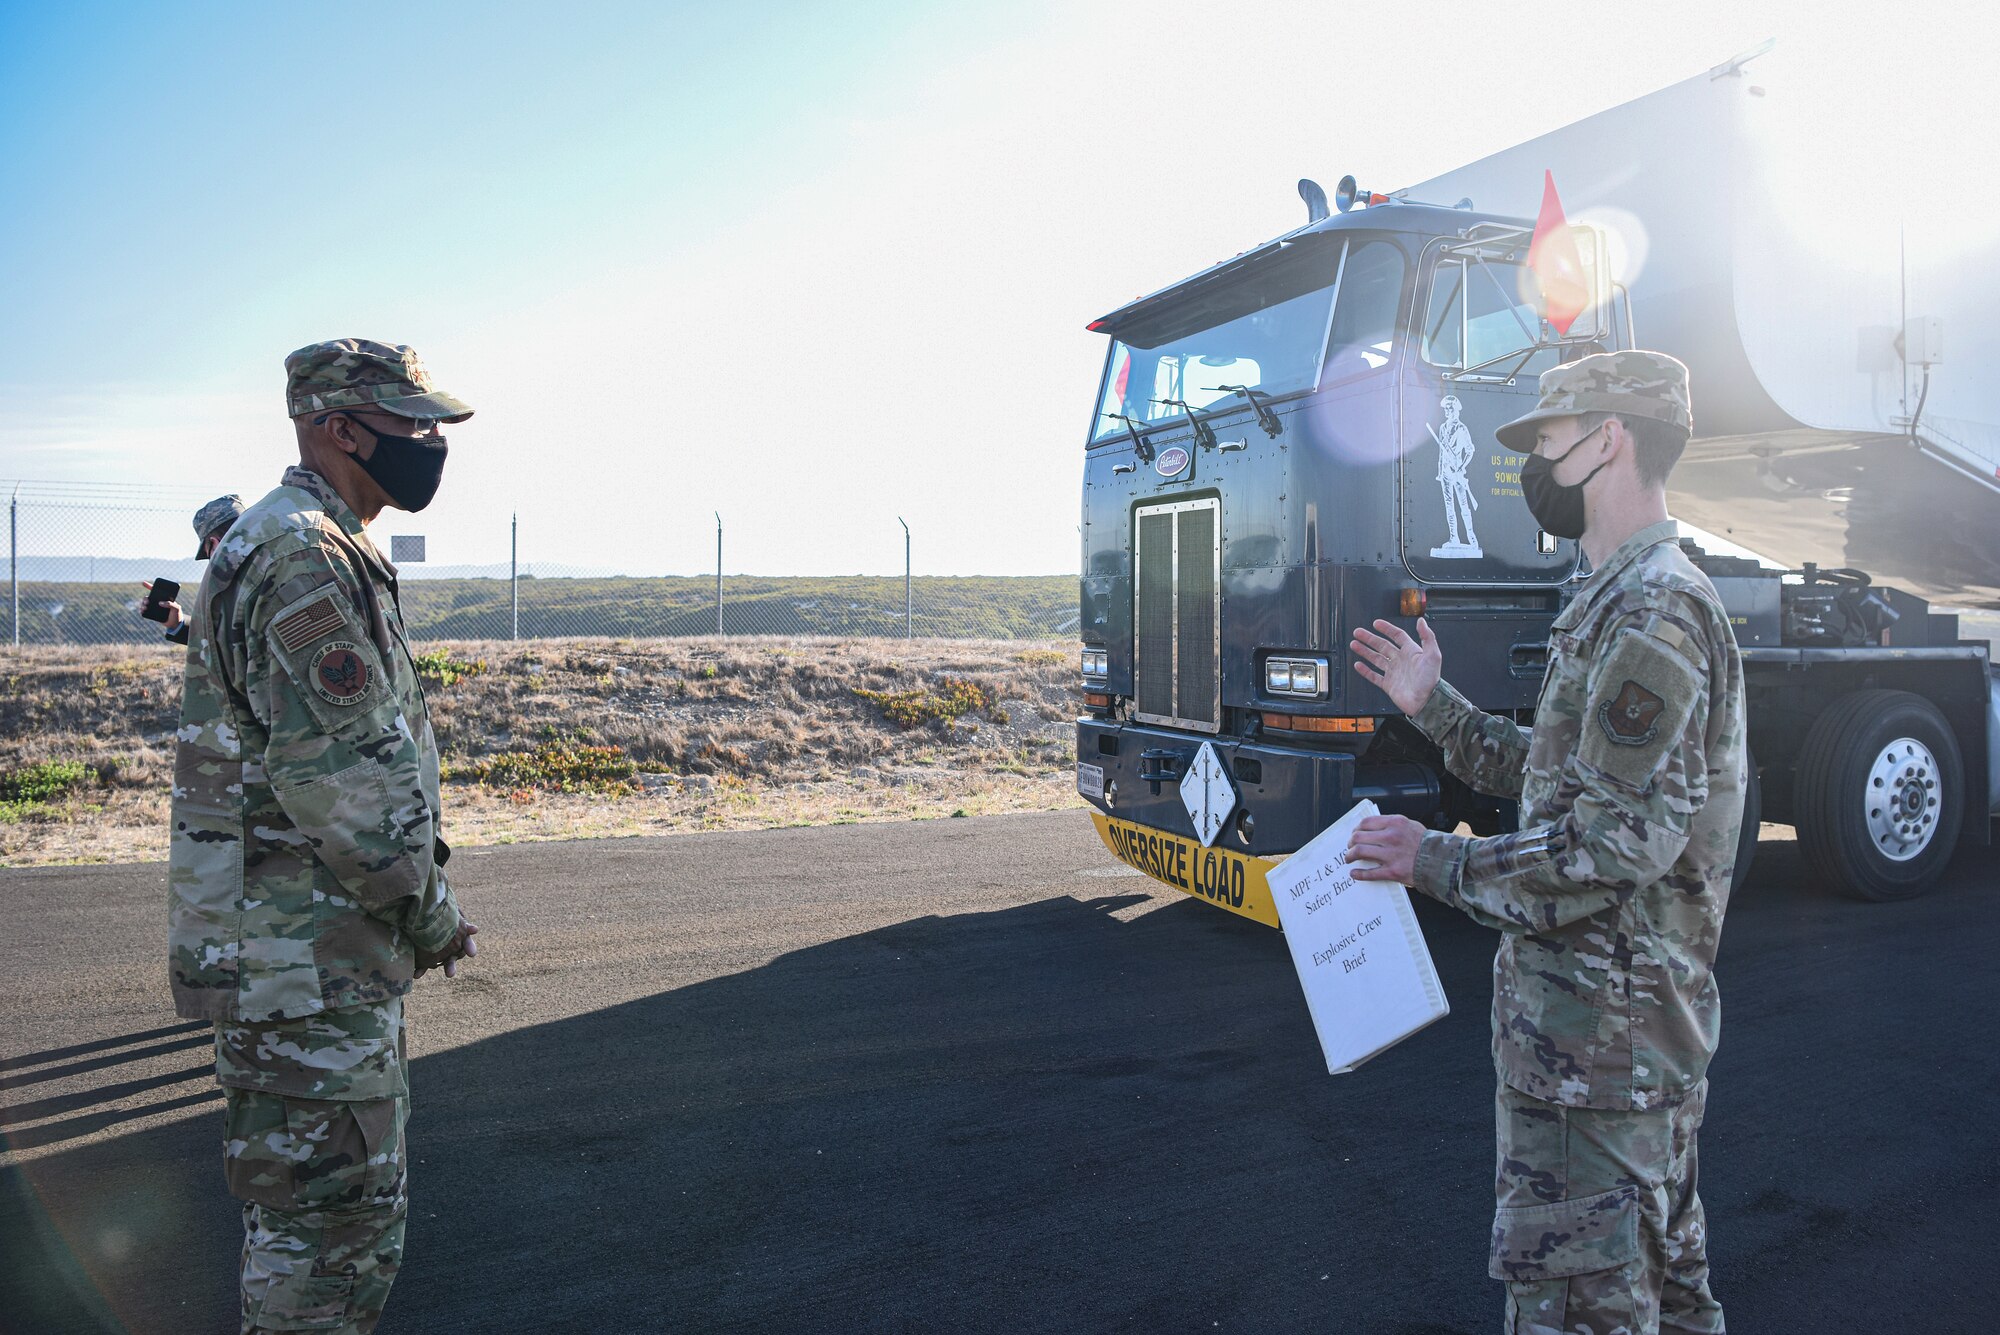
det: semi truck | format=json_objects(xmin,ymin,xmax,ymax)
[{"xmin": 1074, "ymin": 48, "xmax": 1999, "ymax": 912}]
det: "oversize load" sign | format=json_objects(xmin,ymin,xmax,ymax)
[{"xmin": 1089, "ymin": 812, "xmax": 1282, "ymax": 929}]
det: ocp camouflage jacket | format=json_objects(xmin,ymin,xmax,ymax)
[
  {"xmin": 169, "ymin": 466, "xmax": 461, "ymax": 1023},
  {"xmin": 1410, "ymin": 521, "xmax": 1746, "ymax": 1111}
]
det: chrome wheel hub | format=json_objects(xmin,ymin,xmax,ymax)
[{"xmin": 1864, "ymin": 737, "xmax": 1942, "ymax": 862}]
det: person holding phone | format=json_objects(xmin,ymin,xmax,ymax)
[{"xmin": 140, "ymin": 494, "xmax": 243, "ymax": 644}]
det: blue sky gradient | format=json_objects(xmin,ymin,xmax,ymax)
[{"xmin": 2, "ymin": 1, "xmax": 1991, "ymax": 575}]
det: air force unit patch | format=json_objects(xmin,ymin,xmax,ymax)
[
  {"xmin": 311, "ymin": 640, "xmax": 371, "ymax": 706},
  {"xmin": 1599, "ymin": 678, "xmax": 1667, "ymax": 745}
]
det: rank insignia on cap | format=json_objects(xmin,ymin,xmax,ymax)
[
  {"xmin": 311, "ymin": 641, "xmax": 371, "ymax": 706},
  {"xmin": 1599, "ymin": 679, "xmax": 1666, "ymax": 746},
  {"xmin": 403, "ymin": 351, "xmax": 433, "ymax": 391}
]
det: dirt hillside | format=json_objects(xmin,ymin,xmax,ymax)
[{"xmin": 0, "ymin": 638, "xmax": 1085, "ymax": 866}]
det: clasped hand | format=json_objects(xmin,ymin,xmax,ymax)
[{"xmin": 417, "ymin": 919, "xmax": 480, "ymax": 978}]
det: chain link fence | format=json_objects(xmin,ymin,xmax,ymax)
[{"xmin": 2, "ymin": 483, "xmax": 1080, "ymax": 647}]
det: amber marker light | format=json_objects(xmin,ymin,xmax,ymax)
[
  {"xmin": 1262, "ymin": 714, "xmax": 1376, "ymax": 734},
  {"xmin": 1399, "ymin": 588, "xmax": 1428, "ymax": 617},
  {"xmin": 1084, "ymin": 692, "xmax": 1112, "ymax": 708}
]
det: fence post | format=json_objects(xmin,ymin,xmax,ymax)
[
  {"xmin": 510, "ymin": 511, "xmax": 519, "ymax": 641},
  {"xmin": 9, "ymin": 486, "xmax": 18, "ymax": 649},
  {"xmin": 714, "ymin": 512, "xmax": 723, "ymax": 637},
  {"xmin": 898, "ymin": 516, "xmax": 910, "ymax": 639}
]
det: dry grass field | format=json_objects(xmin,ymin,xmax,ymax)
[{"xmin": 0, "ymin": 638, "xmax": 1085, "ymax": 866}]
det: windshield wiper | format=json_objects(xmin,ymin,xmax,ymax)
[
  {"xmin": 1102, "ymin": 412, "xmax": 1154, "ymax": 462},
  {"xmin": 1153, "ymin": 399, "xmax": 1217, "ymax": 452},
  {"xmin": 1205, "ymin": 384, "xmax": 1282, "ymax": 437}
]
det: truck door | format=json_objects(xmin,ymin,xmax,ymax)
[{"xmin": 1400, "ymin": 240, "xmax": 1583, "ymax": 586}]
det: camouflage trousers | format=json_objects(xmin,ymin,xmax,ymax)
[
  {"xmin": 221, "ymin": 1088, "xmax": 408, "ymax": 1333},
  {"xmin": 1490, "ymin": 1080, "xmax": 1724, "ymax": 1335}
]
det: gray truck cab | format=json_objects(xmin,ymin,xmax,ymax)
[
  {"xmin": 1077, "ymin": 185, "xmax": 1994, "ymax": 908},
  {"xmin": 1078, "ymin": 196, "xmax": 1607, "ymax": 863}
]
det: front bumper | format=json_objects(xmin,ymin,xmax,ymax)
[
  {"xmin": 1074, "ymin": 717, "xmax": 1440, "ymax": 859},
  {"xmin": 1089, "ymin": 810, "xmax": 1282, "ymax": 927}
]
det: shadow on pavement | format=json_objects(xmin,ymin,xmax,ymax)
[
  {"xmin": 5, "ymin": 834, "xmax": 1996, "ymax": 1335},
  {"xmin": 0, "ymin": 1022, "xmax": 208, "ymax": 1075}
]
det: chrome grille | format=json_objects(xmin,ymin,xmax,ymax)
[
  {"xmin": 1175, "ymin": 504, "xmax": 1217, "ymax": 724},
  {"xmin": 1133, "ymin": 498, "xmax": 1221, "ymax": 733},
  {"xmin": 1136, "ymin": 511, "xmax": 1175, "ymax": 719}
]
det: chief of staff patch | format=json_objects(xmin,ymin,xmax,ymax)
[
  {"xmin": 311, "ymin": 640, "xmax": 371, "ymax": 706},
  {"xmin": 1599, "ymin": 678, "xmax": 1666, "ymax": 746}
]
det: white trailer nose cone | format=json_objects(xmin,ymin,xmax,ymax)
[{"xmin": 1180, "ymin": 741, "xmax": 1237, "ymax": 847}]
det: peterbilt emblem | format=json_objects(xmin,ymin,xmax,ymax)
[{"xmin": 1155, "ymin": 446, "xmax": 1191, "ymax": 477}]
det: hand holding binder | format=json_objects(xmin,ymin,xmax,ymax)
[{"xmin": 1267, "ymin": 800, "xmax": 1451, "ymax": 1074}]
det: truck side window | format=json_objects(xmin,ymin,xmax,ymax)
[
  {"xmin": 1321, "ymin": 241, "xmax": 1405, "ymax": 384},
  {"xmin": 1421, "ymin": 256, "xmax": 1560, "ymax": 376},
  {"xmin": 1422, "ymin": 261, "xmax": 1469, "ymax": 366}
]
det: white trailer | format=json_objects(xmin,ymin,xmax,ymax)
[
  {"xmin": 1410, "ymin": 42, "xmax": 2000, "ymax": 611},
  {"xmin": 1403, "ymin": 45, "xmax": 2000, "ymax": 897}
]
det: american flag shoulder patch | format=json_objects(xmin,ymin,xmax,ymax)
[{"xmin": 274, "ymin": 595, "xmax": 350, "ymax": 653}]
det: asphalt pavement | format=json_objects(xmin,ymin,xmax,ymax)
[{"xmin": 2, "ymin": 813, "xmax": 1996, "ymax": 1334}]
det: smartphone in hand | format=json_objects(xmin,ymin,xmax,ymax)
[{"xmin": 142, "ymin": 578, "xmax": 181, "ymax": 623}]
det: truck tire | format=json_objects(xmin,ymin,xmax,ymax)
[
  {"xmin": 1795, "ymin": 689, "xmax": 1964, "ymax": 901},
  {"xmin": 1730, "ymin": 744, "xmax": 1760, "ymax": 895}
]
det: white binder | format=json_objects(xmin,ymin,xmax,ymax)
[{"xmin": 1267, "ymin": 800, "xmax": 1451, "ymax": 1074}]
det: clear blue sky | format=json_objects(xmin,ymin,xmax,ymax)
[
  {"xmin": 0, "ymin": 1, "xmax": 972, "ymax": 381},
  {"xmin": 2, "ymin": 1, "xmax": 1990, "ymax": 574}
]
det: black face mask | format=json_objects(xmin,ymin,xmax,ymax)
[
  {"xmin": 1521, "ymin": 423, "xmax": 1610, "ymax": 541},
  {"xmin": 342, "ymin": 415, "xmax": 449, "ymax": 513}
]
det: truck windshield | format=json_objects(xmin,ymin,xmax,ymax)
[{"xmin": 1093, "ymin": 248, "xmax": 1341, "ymax": 441}]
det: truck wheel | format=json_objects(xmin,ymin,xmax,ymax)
[
  {"xmin": 1795, "ymin": 689, "xmax": 1964, "ymax": 901},
  {"xmin": 1730, "ymin": 745, "xmax": 1760, "ymax": 895}
]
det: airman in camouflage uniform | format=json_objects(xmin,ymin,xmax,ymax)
[
  {"xmin": 170, "ymin": 338, "xmax": 479, "ymax": 1334},
  {"xmin": 151, "ymin": 494, "xmax": 244, "ymax": 645},
  {"xmin": 192, "ymin": 493, "xmax": 249, "ymax": 558},
  {"xmin": 1350, "ymin": 351, "xmax": 1745, "ymax": 1334}
]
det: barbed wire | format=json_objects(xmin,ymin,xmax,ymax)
[{"xmin": 2, "ymin": 478, "xmax": 217, "ymax": 513}]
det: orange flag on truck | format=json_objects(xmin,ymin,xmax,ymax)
[{"xmin": 1528, "ymin": 171, "xmax": 1588, "ymax": 336}]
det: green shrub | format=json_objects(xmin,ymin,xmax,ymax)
[
  {"xmin": 0, "ymin": 760, "xmax": 90, "ymax": 803},
  {"xmin": 0, "ymin": 760, "xmax": 93, "ymax": 823},
  {"xmin": 444, "ymin": 738, "xmax": 636, "ymax": 795},
  {"xmin": 853, "ymin": 677, "xmax": 994, "ymax": 729},
  {"xmin": 412, "ymin": 649, "xmax": 487, "ymax": 688}
]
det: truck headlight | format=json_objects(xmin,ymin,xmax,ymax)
[
  {"xmin": 1264, "ymin": 654, "xmax": 1329, "ymax": 698},
  {"xmin": 1081, "ymin": 648, "xmax": 1109, "ymax": 678}
]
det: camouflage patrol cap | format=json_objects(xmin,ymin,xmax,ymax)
[
  {"xmin": 1495, "ymin": 349, "xmax": 1692, "ymax": 453},
  {"xmin": 284, "ymin": 338, "xmax": 474, "ymax": 423},
  {"xmin": 192, "ymin": 494, "xmax": 245, "ymax": 558}
]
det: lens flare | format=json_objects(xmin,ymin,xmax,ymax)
[{"xmin": 1572, "ymin": 206, "xmax": 1651, "ymax": 291}]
